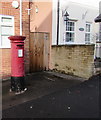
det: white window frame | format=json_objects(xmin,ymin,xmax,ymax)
[
  {"xmin": 0, "ymin": 15, "xmax": 14, "ymax": 48},
  {"xmin": 65, "ymin": 20, "xmax": 76, "ymax": 43},
  {"xmin": 85, "ymin": 22, "xmax": 91, "ymax": 44}
]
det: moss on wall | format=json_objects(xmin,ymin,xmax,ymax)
[{"xmin": 51, "ymin": 45, "xmax": 95, "ymax": 79}]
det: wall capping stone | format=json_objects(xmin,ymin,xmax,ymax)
[{"xmin": 52, "ymin": 44, "xmax": 95, "ymax": 47}]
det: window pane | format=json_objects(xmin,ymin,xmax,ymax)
[
  {"xmin": 1, "ymin": 17, "xmax": 12, "ymax": 23},
  {"xmin": 71, "ymin": 33, "xmax": 74, "ymax": 42},
  {"xmin": 72, "ymin": 22, "xmax": 74, "ymax": 26},
  {"xmin": 66, "ymin": 21, "xmax": 75, "ymax": 31},
  {"xmin": 65, "ymin": 21, "xmax": 75, "ymax": 43},
  {"xmin": 66, "ymin": 33, "xmax": 70, "ymax": 42},
  {"xmin": 66, "ymin": 32, "xmax": 74, "ymax": 42},
  {"xmin": 1, "ymin": 35, "xmax": 11, "ymax": 47},
  {"xmin": 85, "ymin": 33, "xmax": 88, "ymax": 41},
  {"xmin": 70, "ymin": 22, "xmax": 72, "ymax": 26},
  {"xmin": 85, "ymin": 33, "xmax": 90, "ymax": 42},
  {"xmin": 67, "ymin": 27, "xmax": 70, "ymax": 31},
  {"xmin": 71, "ymin": 26, "xmax": 74, "ymax": 31},
  {"xmin": 1, "ymin": 26, "xmax": 13, "ymax": 35},
  {"xmin": 86, "ymin": 24, "xmax": 90, "ymax": 32},
  {"xmin": 85, "ymin": 23, "xmax": 91, "ymax": 43},
  {"xmin": 67, "ymin": 22, "xmax": 70, "ymax": 26},
  {"xmin": 0, "ymin": 16, "xmax": 14, "ymax": 48}
]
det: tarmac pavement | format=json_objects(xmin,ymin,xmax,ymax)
[
  {"xmin": 2, "ymin": 71, "xmax": 84, "ymax": 110},
  {"xmin": 2, "ymin": 72, "xmax": 101, "ymax": 118}
]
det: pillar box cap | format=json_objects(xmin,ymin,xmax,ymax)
[{"xmin": 8, "ymin": 36, "xmax": 26, "ymax": 41}]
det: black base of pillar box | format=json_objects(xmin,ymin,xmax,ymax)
[{"xmin": 11, "ymin": 76, "xmax": 25, "ymax": 92}]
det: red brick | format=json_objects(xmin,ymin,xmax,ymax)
[{"xmin": 0, "ymin": 1, "xmax": 30, "ymax": 79}]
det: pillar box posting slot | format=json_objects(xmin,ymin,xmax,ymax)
[{"xmin": 8, "ymin": 36, "xmax": 26, "ymax": 93}]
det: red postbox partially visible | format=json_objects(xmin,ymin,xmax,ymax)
[{"xmin": 8, "ymin": 36, "xmax": 26, "ymax": 93}]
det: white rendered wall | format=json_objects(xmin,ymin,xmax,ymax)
[{"xmin": 52, "ymin": 1, "xmax": 99, "ymax": 45}]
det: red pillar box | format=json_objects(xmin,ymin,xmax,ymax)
[{"xmin": 8, "ymin": 36, "xmax": 26, "ymax": 93}]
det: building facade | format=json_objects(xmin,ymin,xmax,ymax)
[
  {"xmin": 0, "ymin": 1, "xmax": 30, "ymax": 79},
  {"xmin": 52, "ymin": 1, "xmax": 99, "ymax": 47}
]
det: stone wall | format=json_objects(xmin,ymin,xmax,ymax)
[{"xmin": 51, "ymin": 45, "xmax": 95, "ymax": 79}]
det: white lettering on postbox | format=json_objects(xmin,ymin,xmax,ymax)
[{"xmin": 18, "ymin": 49, "xmax": 23, "ymax": 57}]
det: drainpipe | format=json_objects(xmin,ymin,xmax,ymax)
[
  {"xmin": 57, "ymin": 0, "xmax": 59, "ymax": 45},
  {"xmin": 20, "ymin": 0, "xmax": 22, "ymax": 35},
  {"xmin": 99, "ymin": 2, "xmax": 101, "ymax": 42}
]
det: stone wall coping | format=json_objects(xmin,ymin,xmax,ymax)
[{"xmin": 52, "ymin": 44, "xmax": 95, "ymax": 47}]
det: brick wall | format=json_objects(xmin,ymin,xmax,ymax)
[
  {"xmin": 0, "ymin": 1, "xmax": 30, "ymax": 80},
  {"xmin": 51, "ymin": 45, "xmax": 95, "ymax": 79},
  {"xmin": 22, "ymin": 2, "xmax": 30, "ymax": 73},
  {"xmin": 0, "ymin": 49, "xmax": 11, "ymax": 80}
]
